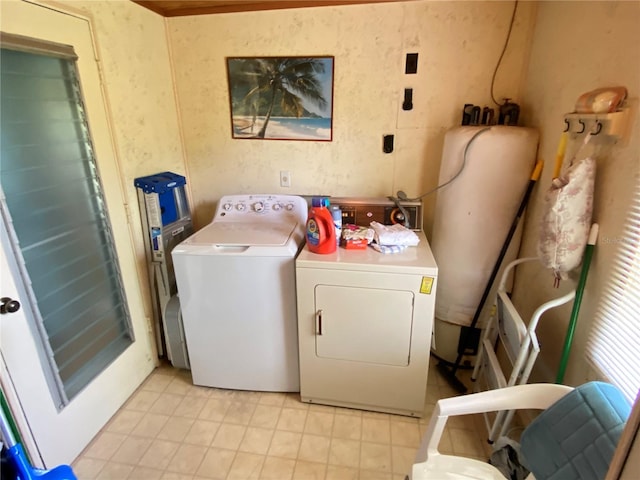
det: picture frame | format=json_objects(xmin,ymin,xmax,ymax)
[{"xmin": 226, "ymin": 56, "xmax": 334, "ymax": 141}]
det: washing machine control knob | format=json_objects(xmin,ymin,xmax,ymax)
[
  {"xmin": 236, "ymin": 203, "xmax": 246, "ymax": 211},
  {"xmin": 285, "ymin": 203, "xmax": 294, "ymax": 211},
  {"xmin": 223, "ymin": 203, "xmax": 232, "ymax": 211},
  {"xmin": 253, "ymin": 202, "xmax": 264, "ymax": 212},
  {"xmin": 272, "ymin": 203, "xmax": 282, "ymax": 211}
]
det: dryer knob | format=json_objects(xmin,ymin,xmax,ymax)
[
  {"xmin": 223, "ymin": 203, "xmax": 232, "ymax": 211},
  {"xmin": 236, "ymin": 203, "xmax": 246, "ymax": 211},
  {"xmin": 273, "ymin": 203, "xmax": 282, "ymax": 211},
  {"xmin": 253, "ymin": 202, "xmax": 264, "ymax": 212},
  {"xmin": 390, "ymin": 208, "xmax": 406, "ymax": 224},
  {"xmin": 285, "ymin": 203, "xmax": 294, "ymax": 211}
]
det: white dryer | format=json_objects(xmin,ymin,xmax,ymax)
[
  {"xmin": 296, "ymin": 231, "xmax": 438, "ymax": 417},
  {"xmin": 172, "ymin": 194, "xmax": 307, "ymax": 392}
]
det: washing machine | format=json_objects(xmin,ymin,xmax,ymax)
[
  {"xmin": 295, "ymin": 198, "xmax": 438, "ymax": 417},
  {"xmin": 171, "ymin": 194, "xmax": 307, "ymax": 392}
]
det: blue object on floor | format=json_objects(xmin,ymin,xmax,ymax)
[
  {"xmin": 520, "ymin": 381, "xmax": 631, "ymax": 480},
  {"xmin": 1, "ymin": 396, "xmax": 77, "ymax": 480},
  {"xmin": 6, "ymin": 444, "xmax": 76, "ymax": 480}
]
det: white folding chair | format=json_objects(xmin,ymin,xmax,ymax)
[{"xmin": 470, "ymin": 257, "xmax": 575, "ymax": 443}]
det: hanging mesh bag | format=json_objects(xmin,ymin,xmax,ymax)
[{"xmin": 537, "ymin": 155, "xmax": 596, "ymax": 285}]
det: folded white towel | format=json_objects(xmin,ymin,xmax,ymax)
[
  {"xmin": 369, "ymin": 221, "xmax": 420, "ymax": 246},
  {"xmin": 371, "ymin": 243, "xmax": 409, "ymax": 254}
]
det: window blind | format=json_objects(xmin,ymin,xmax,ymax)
[
  {"xmin": 586, "ymin": 178, "xmax": 640, "ymax": 404},
  {"xmin": 0, "ymin": 43, "xmax": 133, "ymax": 403}
]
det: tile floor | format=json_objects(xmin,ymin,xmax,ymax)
[{"xmin": 73, "ymin": 358, "xmax": 492, "ymax": 479}]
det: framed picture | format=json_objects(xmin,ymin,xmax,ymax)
[{"xmin": 226, "ymin": 56, "xmax": 334, "ymax": 141}]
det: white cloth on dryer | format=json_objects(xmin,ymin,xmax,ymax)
[
  {"xmin": 369, "ymin": 221, "xmax": 420, "ymax": 246},
  {"xmin": 371, "ymin": 243, "xmax": 409, "ymax": 254}
]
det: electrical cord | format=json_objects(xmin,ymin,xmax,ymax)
[
  {"xmin": 392, "ymin": 127, "xmax": 492, "ymax": 202},
  {"xmin": 490, "ymin": 0, "xmax": 519, "ymax": 106}
]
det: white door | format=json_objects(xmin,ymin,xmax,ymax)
[{"xmin": 0, "ymin": 0, "xmax": 155, "ymax": 467}]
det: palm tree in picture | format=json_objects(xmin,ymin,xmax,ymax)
[{"xmin": 231, "ymin": 57, "xmax": 329, "ymax": 138}]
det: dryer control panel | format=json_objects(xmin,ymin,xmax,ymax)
[{"xmin": 329, "ymin": 197, "xmax": 423, "ymax": 231}]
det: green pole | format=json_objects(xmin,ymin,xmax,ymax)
[
  {"xmin": 1, "ymin": 387, "xmax": 26, "ymax": 449},
  {"xmin": 556, "ymin": 224, "xmax": 598, "ymax": 384}
]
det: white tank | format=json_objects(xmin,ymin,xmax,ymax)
[{"xmin": 430, "ymin": 126, "xmax": 538, "ymax": 365}]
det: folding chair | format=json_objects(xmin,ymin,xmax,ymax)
[{"xmin": 471, "ymin": 257, "xmax": 575, "ymax": 443}]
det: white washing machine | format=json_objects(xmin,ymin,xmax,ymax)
[
  {"xmin": 295, "ymin": 202, "xmax": 438, "ymax": 416},
  {"xmin": 172, "ymin": 194, "xmax": 307, "ymax": 392}
]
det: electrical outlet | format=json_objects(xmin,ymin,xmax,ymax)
[{"xmin": 280, "ymin": 170, "xmax": 291, "ymax": 187}]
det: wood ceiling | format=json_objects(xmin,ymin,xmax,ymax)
[{"xmin": 132, "ymin": 0, "xmax": 407, "ymax": 17}]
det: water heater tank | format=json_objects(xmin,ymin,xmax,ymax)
[{"xmin": 430, "ymin": 126, "xmax": 538, "ymax": 365}]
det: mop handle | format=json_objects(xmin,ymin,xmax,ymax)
[
  {"xmin": 556, "ymin": 223, "xmax": 599, "ymax": 384},
  {"xmin": 444, "ymin": 159, "xmax": 544, "ymax": 389},
  {"xmin": 470, "ymin": 159, "xmax": 543, "ymax": 328},
  {"xmin": 0, "ymin": 399, "xmax": 17, "ymax": 447},
  {"xmin": 553, "ymin": 132, "xmax": 568, "ymax": 179},
  {"xmin": 531, "ymin": 158, "xmax": 544, "ymax": 182},
  {"xmin": 450, "ymin": 159, "xmax": 544, "ymax": 380}
]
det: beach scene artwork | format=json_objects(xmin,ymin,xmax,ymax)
[{"xmin": 226, "ymin": 56, "xmax": 334, "ymax": 141}]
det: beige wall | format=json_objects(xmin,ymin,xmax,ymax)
[
  {"xmin": 167, "ymin": 0, "xmax": 537, "ymax": 229},
  {"xmin": 165, "ymin": 0, "xmax": 639, "ymax": 388},
  {"xmin": 516, "ymin": 1, "xmax": 639, "ymax": 386}
]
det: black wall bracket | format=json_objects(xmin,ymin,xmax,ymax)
[
  {"xmin": 383, "ymin": 134, "xmax": 394, "ymax": 154},
  {"xmin": 402, "ymin": 88, "xmax": 413, "ymax": 111}
]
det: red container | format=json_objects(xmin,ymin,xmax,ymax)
[{"xmin": 306, "ymin": 198, "xmax": 336, "ymax": 254}]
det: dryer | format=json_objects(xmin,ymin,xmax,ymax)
[
  {"xmin": 296, "ymin": 229, "xmax": 438, "ymax": 417},
  {"xmin": 172, "ymin": 194, "xmax": 307, "ymax": 392}
]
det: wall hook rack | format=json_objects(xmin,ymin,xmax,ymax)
[{"xmin": 563, "ymin": 107, "xmax": 632, "ymax": 142}]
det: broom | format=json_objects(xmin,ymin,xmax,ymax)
[{"xmin": 437, "ymin": 160, "xmax": 544, "ymax": 393}]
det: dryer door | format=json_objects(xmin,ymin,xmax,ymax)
[{"xmin": 314, "ymin": 285, "xmax": 414, "ymax": 366}]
